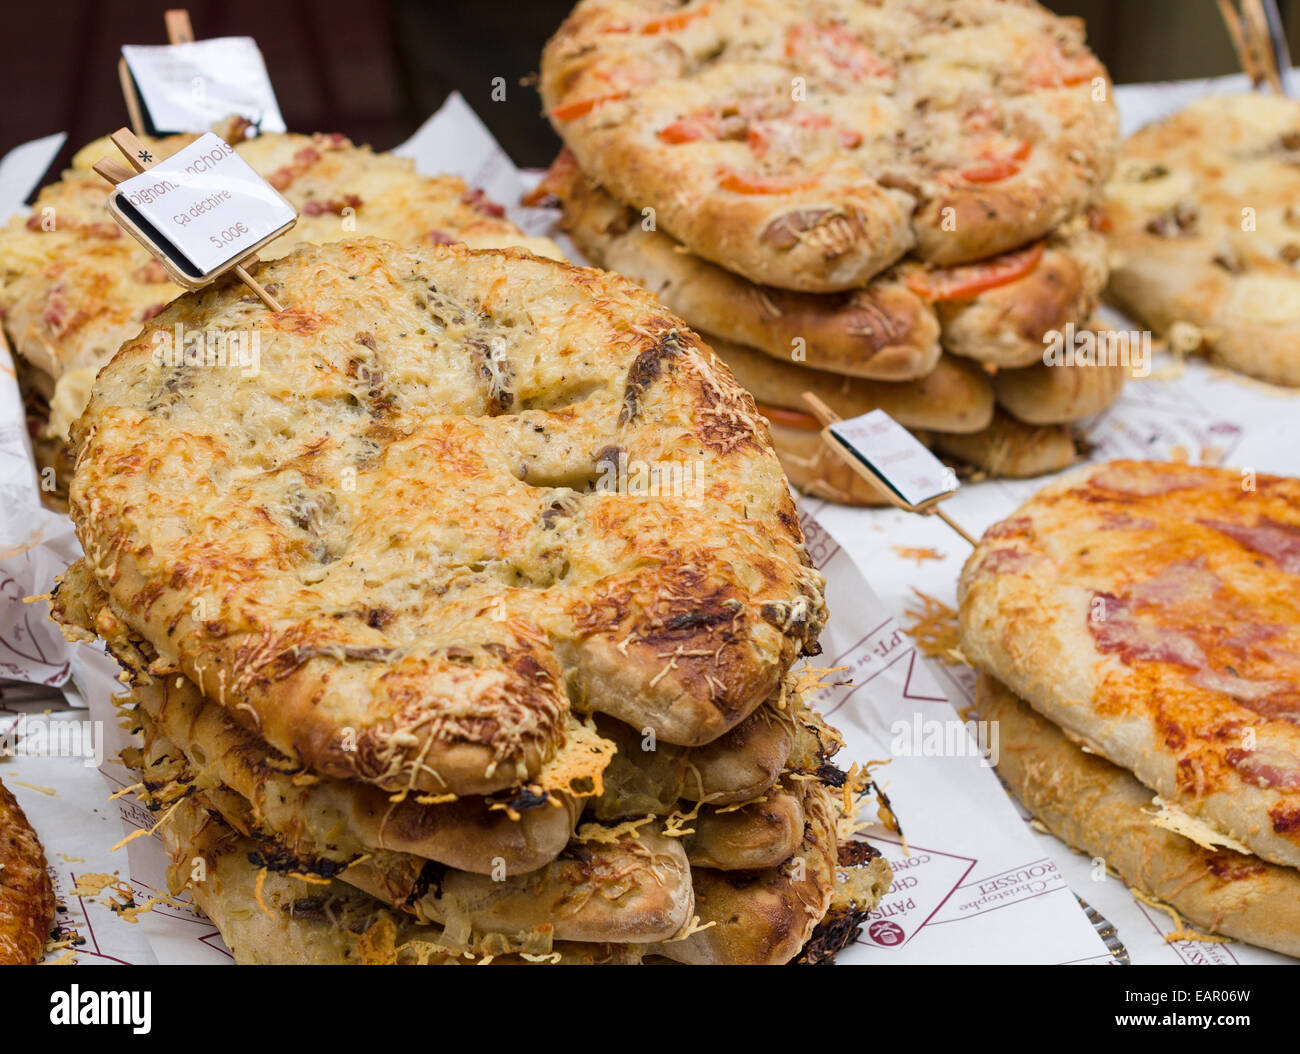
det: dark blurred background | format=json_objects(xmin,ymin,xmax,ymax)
[{"xmin": 2, "ymin": 0, "xmax": 1297, "ymax": 176}]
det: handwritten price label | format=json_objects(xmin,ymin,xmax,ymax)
[
  {"xmin": 112, "ymin": 133, "xmax": 295, "ymax": 278},
  {"xmin": 121, "ymin": 37, "xmax": 286, "ymax": 135},
  {"xmin": 828, "ymin": 410, "xmax": 958, "ymax": 509}
]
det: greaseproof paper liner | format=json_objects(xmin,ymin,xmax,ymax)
[{"xmin": 0, "ymin": 77, "xmax": 1295, "ymax": 964}]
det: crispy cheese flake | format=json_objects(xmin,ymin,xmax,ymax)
[
  {"xmin": 107, "ymin": 782, "xmax": 144, "ymax": 801},
  {"xmin": 1147, "ymin": 796, "xmax": 1253, "ymax": 854},
  {"xmin": 253, "ymin": 868, "xmax": 275, "ymax": 919},
  {"xmin": 790, "ymin": 665, "xmax": 850, "ymax": 699},
  {"xmin": 70, "ymin": 872, "xmax": 127, "ymax": 899},
  {"xmin": 414, "ymin": 792, "xmax": 459, "ymax": 806},
  {"xmin": 10, "ymin": 780, "xmax": 57, "ymax": 796},
  {"xmin": 659, "ymin": 914, "xmax": 716, "ymax": 942},
  {"xmin": 534, "ymin": 718, "xmax": 617, "ymax": 800},
  {"xmin": 575, "ymin": 814, "xmax": 654, "ymax": 845},
  {"xmin": 891, "ymin": 545, "xmax": 946, "ymax": 566},
  {"xmin": 902, "ymin": 589, "xmax": 967, "ymax": 666},
  {"xmin": 1129, "ymin": 887, "xmax": 1233, "ymax": 945},
  {"xmin": 662, "ymin": 801, "xmax": 703, "ymax": 838},
  {"xmin": 110, "ymin": 794, "xmax": 185, "ymax": 853}
]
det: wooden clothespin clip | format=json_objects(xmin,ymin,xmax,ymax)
[
  {"xmin": 802, "ymin": 392, "xmax": 977, "ymax": 546},
  {"xmin": 93, "ymin": 127, "xmax": 293, "ymax": 311},
  {"xmin": 1218, "ymin": 0, "xmax": 1290, "ymax": 95}
]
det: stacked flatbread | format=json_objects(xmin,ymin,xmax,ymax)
[
  {"xmin": 536, "ymin": 0, "xmax": 1128, "ymax": 505},
  {"xmin": 51, "ymin": 236, "xmax": 890, "ymax": 964},
  {"xmin": 0, "ymin": 126, "xmax": 562, "ymax": 504},
  {"xmin": 1103, "ymin": 94, "xmax": 1300, "ymax": 387},
  {"xmin": 960, "ymin": 460, "xmax": 1300, "ymax": 956}
]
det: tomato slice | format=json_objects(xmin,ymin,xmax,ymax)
[
  {"xmin": 550, "ymin": 92, "xmax": 626, "ymax": 121},
  {"xmin": 756, "ymin": 402, "xmax": 822, "ymax": 431},
  {"xmin": 658, "ymin": 117, "xmax": 717, "ymax": 143},
  {"xmin": 1086, "ymin": 206, "xmax": 1114, "ymax": 233},
  {"xmin": 718, "ymin": 169, "xmax": 817, "ymax": 194},
  {"xmin": 905, "ymin": 242, "xmax": 1046, "ymax": 301},
  {"xmin": 959, "ymin": 140, "xmax": 1031, "ymax": 183},
  {"xmin": 641, "ymin": 5, "xmax": 710, "ymax": 34},
  {"xmin": 785, "ymin": 21, "xmax": 891, "ymax": 80},
  {"xmin": 1027, "ymin": 42, "xmax": 1100, "ymax": 88}
]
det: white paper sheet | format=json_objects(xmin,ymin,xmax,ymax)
[{"xmin": 1, "ymin": 76, "xmax": 1295, "ymax": 965}]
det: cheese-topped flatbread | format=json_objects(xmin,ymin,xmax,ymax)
[
  {"xmin": 0, "ymin": 131, "xmax": 560, "ymax": 442},
  {"xmin": 69, "ymin": 239, "xmax": 826, "ymax": 797},
  {"xmin": 0, "ymin": 776, "xmax": 55, "ymax": 964}
]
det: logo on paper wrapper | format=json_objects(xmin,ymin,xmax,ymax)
[
  {"xmin": 114, "ymin": 133, "xmax": 296, "ymax": 278},
  {"xmin": 866, "ymin": 920, "xmax": 906, "ymax": 946}
]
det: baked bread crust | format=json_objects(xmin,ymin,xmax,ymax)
[
  {"xmin": 960, "ymin": 460, "xmax": 1300, "ymax": 869},
  {"xmin": 651, "ymin": 778, "xmax": 838, "ymax": 964},
  {"xmin": 992, "ymin": 332, "xmax": 1127, "ymax": 424},
  {"xmin": 931, "ymin": 409, "xmax": 1078, "ymax": 477},
  {"xmin": 1103, "ymin": 94, "xmax": 1300, "ymax": 386},
  {"xmin": 541, "ymin": 0, "xmax": 1117, "ymax": 291},
  {"xmin": 0, "ymin": 776, "xmax": 55, "ymax": 964},
  {"xmin": 979, "ymin": 673, "xmax": 1300, "ymax": 958},
  {"xmin": 161, "ymin": 794, "xmax": 645, "ymax": 963},
  {"xmin": 540, "ymin": 150, "xmax": 941, "ymax": 379},
  {"xmin": 134, "ymin": 674, "xmax": 586, "ymax": 876},
  {"xmin": 70, "ymin": 239, "xmax": 826, "ymax": 795},
  {"xmin": 704, "ymin": 333, "xmax": 994, "ymax": 435},
  {"xmin": 931, "ymin": 218, "xmax": 1109, "ymax": 366},
  {"xmin": 345, "ymin": 824, "xmax": 695, "ymax": 944}
]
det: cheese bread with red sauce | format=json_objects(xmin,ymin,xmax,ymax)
[
  {"xmin": 979, "ymin": 674, "xmax": 1300, "ymax": 957},
  {"xmin": 960, "ymin": 460, "xmax": 1300, "ymax": 868}
]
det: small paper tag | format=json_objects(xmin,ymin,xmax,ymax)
[
  {"xmin": 114, "ymin": 133, "xmax": 296, "ymax": 277},
  {"xmin": 122, "ymin": 37, "xmax": 287, "ymax": 135},
  {"xmin": 828, "ymin": 410, "xmax": 958, "ymax": 509}
]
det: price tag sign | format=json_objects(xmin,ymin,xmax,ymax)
[
  {"xmin": 121, "ymin": 37, "xmax": 287, "ymax": 135},
  {"xmin": 827, "ymin": 409, "xmax": 959, "ymax": 510},
  {"xmin": 107, "ymin": 133, "xmax": 296, "ymax": 286}
]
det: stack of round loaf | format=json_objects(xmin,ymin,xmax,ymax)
[
  {"xmin": 53, "ymin": 236, "xmax": 891, "ymax": 964},
  {"xmin": 536, "ymin": 0, "xmax": 1129, "ymax": 504}
]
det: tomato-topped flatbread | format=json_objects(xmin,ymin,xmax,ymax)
[{"xmin": 541, "ymin": 0, "xmax": 1118, "ymax": 292}]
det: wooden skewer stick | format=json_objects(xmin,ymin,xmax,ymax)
[
  {"xmin": 1219, "ymin": 0, "xmax": 1286, "ymax": 94},
  {"xmin": 800, "ymin": 392, "xmax": 977, "ymax": 547},
  {"xmin": 117, "ymin": 10, "xmax": 197, "ymax": 144},
  {"xmin": 1243, "ymin": 0, "xmax": 1287, "ymax": 94},
  {"xmin": 117, "ymin": 58, "xmax": 147, "ymax": 137},
  {"xmin": 101, "ymin": 127, "xmax": 282, "ymax": 311},
  {"xmin": 164, "ymin": 9, "xmax": 195, "ymax": 44},
  {"xmin": 1217, "ymin": 0, "xmax": 1258, "ymax": 83}
]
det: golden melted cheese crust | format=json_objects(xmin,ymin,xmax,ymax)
[
  {"xmin": 959, "ymin": 460, "xmax": 1300, "ymax": 868},
  {"xmin": 69, "ymin": 238, "xmax": 826, "ymax": 799},
  {"xmin": 541, "ymin": 0, "xmax": 1118, "ymax": 291},
  {"xmin": 0, "ymin": 776, "xmax": 55, "ymax": 964},
  {"xmin": 0, "ymin": 131, "xmax": 553, "ymax": 440},
  {"xmin": 1103, "ymin": 95, "xmax": 1300, "ymax": 386}
]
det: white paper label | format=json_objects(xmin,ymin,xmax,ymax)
[
  {"xmin": 116, "ymin": 133, "xmax": 296, "ymax": 276},
  {"xmin": 122, "ymin": 37, "xmax": 287, "ymax": 135},
  {"xmin": 829, "ymin": 410, "xmax": 958, "ymax": 508}
]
